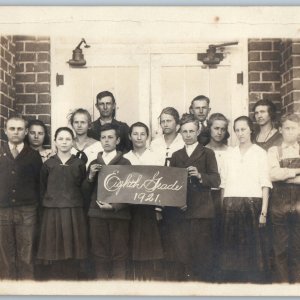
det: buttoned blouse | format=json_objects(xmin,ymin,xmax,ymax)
[{"xmin": 223, "ymin": 144, "xmax": 272, "ymax": 198}]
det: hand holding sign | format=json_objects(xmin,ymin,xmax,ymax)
[
  {"xmin": 96, "ymin": 200, "xmax": 114, "ymax": 211},
  {"xmin": 187, "ymin": 166, "xmax": 201, "ymax": 181},
  {"xmin": 89, "ymin": 163, "xmax": 102, "ymax": 180}
]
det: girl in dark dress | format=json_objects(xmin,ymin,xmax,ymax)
[
  {"xmin": 124, "ymin": 122, "xmax": 163, "ymax": 280},
  {"xmin": 221, "ymin": 116, "xmax": 272, "ymax": 283},
  {"xmin": 37, "ymin": 127, "xmax": 88, "ymax": 280}
]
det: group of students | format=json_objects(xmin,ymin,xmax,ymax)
[{"xmin": 1, "ymin": 91, "xmax": 300, "ymax": 284}]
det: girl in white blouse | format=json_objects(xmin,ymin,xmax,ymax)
[
  {"xmin": 221, "ymin": 116, "xmax": 272, "ymax": 283},
  {"xmin": 69, "ymin": 108, "xmax": 103, "ymax": 169}
]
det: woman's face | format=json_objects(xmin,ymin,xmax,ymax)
[
  {"xmin": 72, "ymin": 113, "xmax": 89, "ymax": 136},
  {"xmin": 210, "ymin": 120, "xmax": 227, "ymax": 143},
  {"xmin": 28, "ymin": 125, "xmax": 45, "ymax": 148},
  {"xmin": 160, "ymin": 113, "xmax": 177, "ymax": 135},
  {"xmin": 234, "ymin": 120, "xmax": 252, "ymax": 144},
  {"xmin": 130, "ymin": 126, "xmax": 148, "ymax": 150}
]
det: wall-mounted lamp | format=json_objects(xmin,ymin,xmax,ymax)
[
  {"xmin": 197, "ymin": 41, "xmax": 238, "ymax": 68},
  {"xmin": 67, "ymin": 38, "xmax": 90, "ymax": 67}
]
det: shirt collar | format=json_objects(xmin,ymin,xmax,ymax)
[
  {"xmin": 185, "ymin": 142, "xmax": 198, "ymax": 152},
  {"xmin": 102, "ymin": 150, "xmax": 117, "ymax": 163},
  {"xmin": 8, "ymin": 142, "xmax": 24, "ymax": 152}
]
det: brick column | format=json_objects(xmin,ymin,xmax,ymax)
[
  {"xmin": 280, "ymin": 39, "xmax": 300, "ymax": 116},
  {"xmin": 0, "ymin": 36, "xmax": 15, "ymax": 146},
  {"xmin": 248, "ymin": 39, "xmax": 282, "ymax": 123},
  {"xmin": 14, "ymin": 35, "xmax": 51, "ymax": 137}
]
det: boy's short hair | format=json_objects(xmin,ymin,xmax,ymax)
[
  {"xmin": 280, "ymin": 113, "xmax": 300, "ymax": 127},
  {"xmin": 100, "ymin": 123, "xmax": 120, "ymax": 138},
  {"xmin": 5, "ymin": 116, "xmax": 27, "ymax": 129},
  {"xmin": 179, "ymin": 113, "xmax": 199, "ymax": 130}
]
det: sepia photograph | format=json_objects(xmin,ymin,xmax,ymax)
[{"xmin": 0, "ymin": 5, "xmax": 300, "ymax": 296}]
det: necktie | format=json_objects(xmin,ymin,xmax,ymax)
[
  {"xmin": 200, "ymin": 121, "xmax": 205, "ymax": 133},
  {"xmin": 11, "ymin": 145, "xmax": 19, "ymax": 159}
]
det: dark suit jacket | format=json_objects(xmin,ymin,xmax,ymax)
[
  {"xmin": 88, "ymin": 118, "xmax": 132, "ymax": 153},
  {"xmin": 197, "ymin": 125, "xmax": 210, "ymax": 146},
  {"xmin": 168, "ymin": 143, "xmax": 220, "ymax": 219},
  {"xmin": 0, "ymin": 144, "xmax": 42, "ymax": 207}
]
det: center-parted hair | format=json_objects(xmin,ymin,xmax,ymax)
[
  {"xmin": 99, "ymin": 123, "xmax": 120, "ymax": 139},
  {"xmin": 68, "ymin": 108, "xmax": 92, "ymax": 127},
  {"xmin": 179, "ymin": 113, "xmax": 200, "ymax": 130},
  {"xmin": 129, "ymin": 122, "xmax": 149, "ymax": 137},
  {"xmin": 253, "ymin": 99, "xmax": 277, "ymax": 122},
  {"xmin": 207, "ymin": 113, "xmax": 230, "ymax": 144},
  {"xmin": 159, "ymin": 107, "xmax": 180, "ymax": 125},
  {"xmin": 234, "ymin": 115, "xmax": 255, "ymax": 142},
  {"xmin": 54, "ymin": 127, "xmax": 75, "ymax": 141},
  {"xmin": 25, "ymin": 119, "xmax": 50, "ymax": 146}
]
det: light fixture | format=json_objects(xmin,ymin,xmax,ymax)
[
  {"xmin": 67, "ymin": 38, "xmax": 90, "ymax": 67},
  {"xmin": 197, "ymin": 42, "xmax": 238, "ymax": 68}
]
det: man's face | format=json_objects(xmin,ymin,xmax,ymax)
[
  {"xmin": 100, "ymin": 129, "xmax": 120, "ymax": 153},
  {"xmin": 96, "ymin": 96, "xmax": 115, "ymax": 119},
  {"xmin": 254, "ymin": 105, "xmax": 271, "ymax": 127},
  {"xmin": 5, "ymin": 119, "xmax": 27, "ymax": 145},
  {"xmin": 180, "ymin": 122, "xmax": 199, "ymax": 145},
  {"xmin": 190, "ymin": 99, "xmax": 211, "ymax": 122},
  {"xmin": 279, "ymin": 120, "xmax": 300, "ymax": 144}
]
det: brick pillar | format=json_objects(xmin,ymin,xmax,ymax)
[
  {"xmin": 248, "ymin": 39, "xmax": 282, "ymax": 123},
  {"xmin": 14, "ymin": 35, "xmax": 51, "ymax": 137},
  {"xmin": 0, "ymin": 36, "xmax": 16, "ymax": 147},
  {"xmin": 280, "ymin": 39, "xmax": 300, "ymax": 116}
]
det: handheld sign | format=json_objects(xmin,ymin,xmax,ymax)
[{"xmin": 97, "ymin": 165, "xmax": 187, "ymax": 207}]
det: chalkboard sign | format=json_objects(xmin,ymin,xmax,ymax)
[{"xmin": 97, "ymin": 165, "xmax": 187, "ymax": 207}]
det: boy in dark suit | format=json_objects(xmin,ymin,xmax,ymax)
[
  {"xmin": 0, "ymin": 116, "xmax": 42, "ymax": 279},
  {"xmin": 84, "ymin": 123, "xmax": 131, "ymax": 279},
  {"xmin": 164, "ymin": 114, "xmax": 220, "ymax": 281}
]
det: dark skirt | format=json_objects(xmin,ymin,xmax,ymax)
[
  {"xmin": 37, "ymin": 207, "xmax": 88, "ymax": 261},
  {"xmin": 221, "ymin": 197, "xmax": 267, "ymax": 274},
  {"xmin": 130, "ymin": 205, "xmax": 163, "ymax": 261}
]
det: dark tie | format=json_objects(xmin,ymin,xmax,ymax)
[
  {"xmin": 75, "ymin": 150, "xmax": 88, "ymax": 164},
  {"xmin": 200, "ymin": 121, "xmax": 205, "ymax": 133},
  {"xmin": 11, "ymin": 145, "xmax": 19, "ymax": 159}
]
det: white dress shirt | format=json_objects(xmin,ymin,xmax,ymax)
[
  {"xmin": 185, "ymin": 142, "xmax": 199, "ymax": 157},
  {"xmin": 8, "ymin": 142, "xmax": 24, "ymax": 153}
]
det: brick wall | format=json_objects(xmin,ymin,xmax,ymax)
[
  {"xmin": 0, "ymin": 36, "xmax": 15, "ymax": 146},
  {"xmin": 14, "ymin": 35, "xmax": 51, "ymax": 140},
  {"xmin": 280, "ymin": 39, "xmax": 300, "ymax": 116},
  {"xmin": 248, "ymin": 39, "xmax": 282, "ymax": 124}
]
